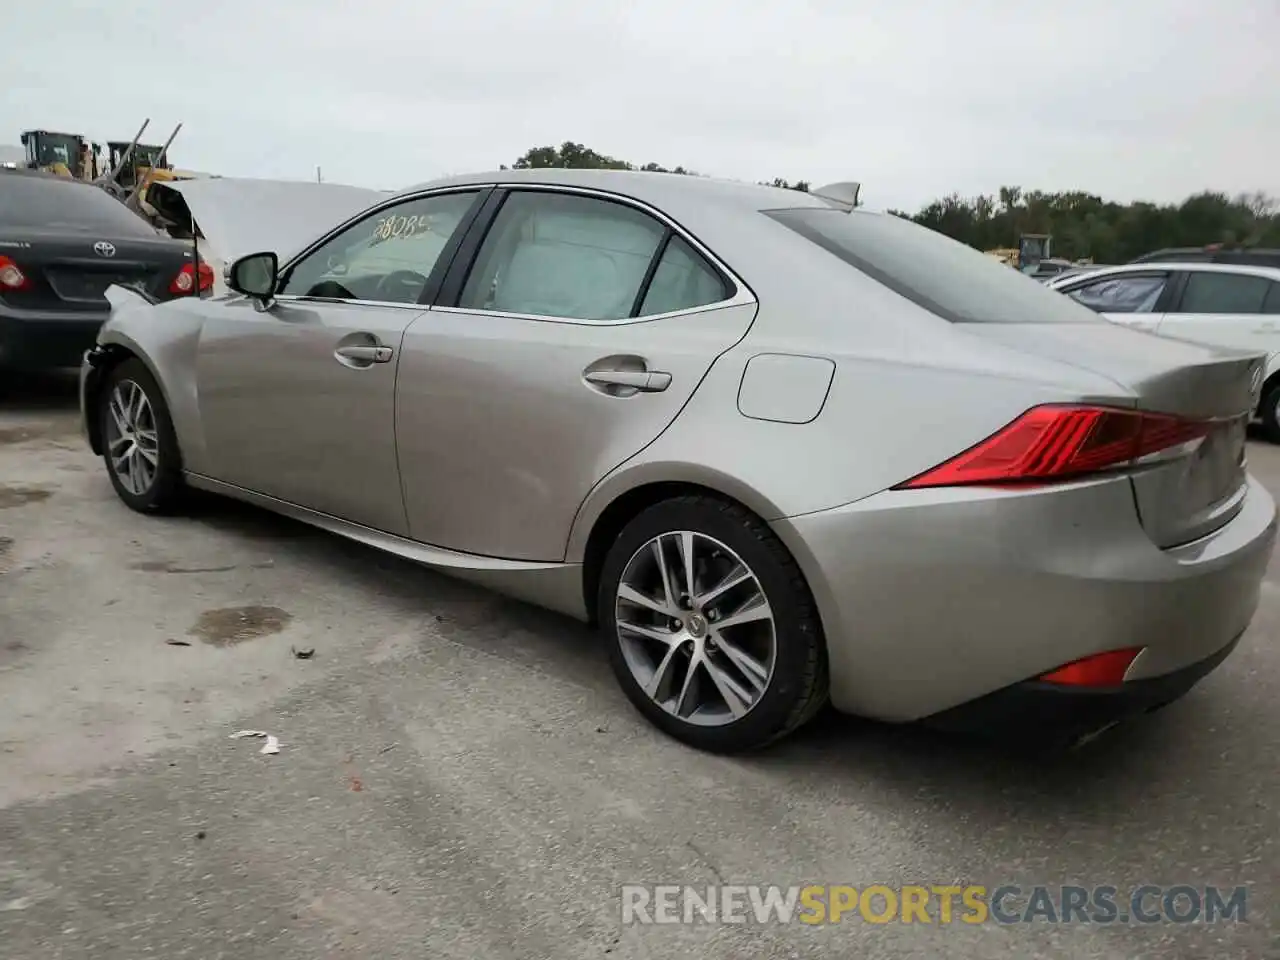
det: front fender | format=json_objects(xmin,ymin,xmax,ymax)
[{"xmin": 84, "ymin": 285, "xmax": 207, "ymax": 470}]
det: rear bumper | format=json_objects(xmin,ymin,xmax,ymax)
[
  {"xmin": 924, "ymin": 634, "xmax": 1241, "ymax": 743},
  {"xmin": 0, "ymin": 305, "xmax": 107, "ymax": 369},
  {"xmin": 773, "ymin": 473, "xmax": 1277, "ymax": 722}
]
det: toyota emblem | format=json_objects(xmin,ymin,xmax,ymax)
[{"xmin": 93, "ymin": 241, "xmax": 116, "ymax": 258}]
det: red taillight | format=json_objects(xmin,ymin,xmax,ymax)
[
  {"xmin": 896, "ymin": 405, "xmax": 1213, "ymax": 489},
  {"xmin": 169, "ymin": 260, "xmax": 215, "ymax": 296},
  {"xmin": 1038, "ymin": 647, "xmax": 1143, "ymax": 686},
  {"xmin": 0, "ymin": 254, "xmax": 31, "ymax": 291}
]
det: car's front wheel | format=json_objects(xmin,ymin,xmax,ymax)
[
  {"xmin": 598, "ymin": 495, "xmax": 828, "ymax": 753},
  {"xmin": 100, "ymin": 358, "xmax": 185, "ymax": 513}
]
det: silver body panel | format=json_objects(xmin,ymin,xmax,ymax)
[{"xmin": 83, "ymin": 168, "xmax": 1278, "ymax": 723}]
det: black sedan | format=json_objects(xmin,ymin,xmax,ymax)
[{"xmin": 0, "ymin": 170, "xmax": 212, "ymax": 370}]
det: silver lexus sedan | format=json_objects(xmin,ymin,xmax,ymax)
[{"xmin": 79, "ymin": 168, "xmax": 1277, "ymax": 753}]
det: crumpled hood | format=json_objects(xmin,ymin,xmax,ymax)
[{"xmin": 149, "ymin": 177, "xmax": 386, "ymax": 265}]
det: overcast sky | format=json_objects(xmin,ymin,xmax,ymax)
[{"xmin": 4, "ymin": 0, "xmax": 1277, "ymax": 211}]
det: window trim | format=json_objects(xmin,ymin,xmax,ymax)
[
  {"xmin": 432, "ymin": 183, "xmax": 753, "ymax": 327},
  {"xmin": 269, "ymin": 186, "xmax": 492, "ymax": 310},
  {"xmin": 1167, "ymin": 267, "xmax": 1274, "ymax": 316},
  {"xmin": 1262, "ymin": 281, "xmax": 1280, "ymax": 315}
]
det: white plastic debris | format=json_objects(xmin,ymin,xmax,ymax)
[{"xmin": 229, "ymin": 729, "xmax": 281, "ymax": 755}]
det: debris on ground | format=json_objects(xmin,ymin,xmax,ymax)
[
  {"xmin": 165, "ymin": 639, "xmax": 192, "ymax": 647},
  {"xmin": 229, "ymin": 729, "xmax": 281, "ymax": 754},
  {"xmin": 291, "ymin": 646, "xmax": 315, "ymax": 659}
]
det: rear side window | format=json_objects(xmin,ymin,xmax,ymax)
[
  {"xmin": 458, "ymin": 191, "xmax": 730, "ymax": 321},
  {"xmin": 0, "ymin": 174, "xmax": 158, "ymax": 236},
  {"xmin": 1063, "ymin": 274, "xmax": 1168, "ymax": 313},
  {"xmin": 1178, "ymin": 272, "xmax": 1270, "ymax": 314},
  {"xmin": 764, "ymin": 208, "xmax": 1101, "ymax": 324},
  {"xmin": 638, "ymin": 235, "xmax": 727, "ymax": 316}
]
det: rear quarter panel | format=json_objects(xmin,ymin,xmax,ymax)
[{"xmin": 566, "ymin": 247, "xmax": 1133, "ymax": 561}]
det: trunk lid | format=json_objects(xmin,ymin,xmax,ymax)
[
  {"xmin": 967, "ymin": 320, "xmax": 1264, "ymax": 549},
  {"xmin": 0, "ymin": 229, "xmax": 194, "ymax": 313}
]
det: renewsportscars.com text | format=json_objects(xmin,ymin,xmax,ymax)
[{"xmin": 620, "ymin": 884, "xmax": 1248, "ymax": 925}]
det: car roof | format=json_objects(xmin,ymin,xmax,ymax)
[
  {"xmin": 394, "ymin": 167, "xmax": 835, "ymax": 214},
  {"xmin": 1050, "ymin": 260, "xmax": 1280, "ymax": 286},
  {"xmin": 1132, "ymin": 246, "xmax": 1280, "ymax": 262}
]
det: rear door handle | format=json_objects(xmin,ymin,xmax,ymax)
[
  {"xmin": 584, "ymin": 369, "xmax": 671, "ymax": 392},
  {"xmin": 335, "ymin": 344, "xmax": 393, "ymax": 363}
]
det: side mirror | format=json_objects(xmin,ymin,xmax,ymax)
[{"xmin": 227, "ymin": 251, "xmax": 278, "ymax": 299}]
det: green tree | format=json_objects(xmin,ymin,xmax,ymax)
[
  {"xmin": 894, "ymin": 185, "xmax": 1280, "ymax": 263},
  {"xmin": 503, "ymin": 143, "xmax": 811, "ymax": 192}
]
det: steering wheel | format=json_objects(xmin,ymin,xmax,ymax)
[{"xmin": 373, "ymin": 270, "xmax": 429, "ymax": 302}]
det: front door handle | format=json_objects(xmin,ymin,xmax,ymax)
[
  {"xmin": 335, "ymin": 344, "xmax": 393, "ymax": 364},
  {"xmin": 584, "ymin": 369, "xmax": 671, "ymax": 392}
]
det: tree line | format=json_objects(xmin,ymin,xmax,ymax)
[
  {"xmin": 506, "ymin": 142, "xmax": 1280, "ymax": 264},
  {"xmin": 504, "ymin": 142, "xmax": 810, "ymax": 193}
]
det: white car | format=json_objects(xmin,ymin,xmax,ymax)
[{"xmin": 1048, "ymin": 262, "xmax": 1280, "ymax": 441}]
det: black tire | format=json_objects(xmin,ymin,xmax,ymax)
[
  {"xmin": 1260, "ymin": 382, "xmax": 1280, "ymax": 444},
  {"xmin": 99, "ymin": 358, "xmax": 186, "ymax": 514},
  {"xmin": 598, "ymin": 494, "xmax": 828, "ymax": 753}
]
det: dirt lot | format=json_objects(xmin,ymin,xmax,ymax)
[{"xmin": 2, "ymin": 373, "xmax": 1278, "ymax": 959}]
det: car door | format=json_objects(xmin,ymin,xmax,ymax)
[
  {"xmin": 193, "ymin": 188, "xmax": 486, "ymax": 535},
  {"xmin": 1056, "ymin": 270, "xmax": 1173, "ymax": 331},
  {"xmin": 395, "ymin": 186, "xmax": 758, "ymax": 561},
  {"xmin": 1156, "ymin": 269, "xmax": 1276, "ymax": 353}
]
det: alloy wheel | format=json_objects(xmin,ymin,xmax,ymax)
[
  {"xmin": 105, "ymin": 379, "xmax": 161, "ymax": 496},
  {"xmin": 614, "ymin": 530, "xmax": 776, "ymax": 727}
]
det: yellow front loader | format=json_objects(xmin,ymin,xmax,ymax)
[{"xmin": 19, "ymin": 130, "xmax": 102, "ymax": 180}]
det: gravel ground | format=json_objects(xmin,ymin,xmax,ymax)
[{"xmin": 1, "ymin": 372, "xmax": 1277, "ymax": 959}]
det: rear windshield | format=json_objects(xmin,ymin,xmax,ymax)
[
  {"xmin": 764, "ymin": 207, "xmax": 1103, "ymax": 324},
  {"xmin": 0, "ymin": 174, "xmax": 158, "ymax": 236}
]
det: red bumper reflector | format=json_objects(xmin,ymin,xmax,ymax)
[{"xmin": 1037, "ymin": 647, "xmax": 1143, "ymax": 686}]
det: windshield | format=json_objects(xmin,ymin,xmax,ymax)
[
  {"xmin": 0, "ymin": 174, "xmax": 159, "ymax": 236},
  {"xmin": 764, "ymin": 208, "xmax": 1104, "ymax": 324},
  {"xmin": 36, "ymin": 136, "xmax": 78, "ymax": 167}
]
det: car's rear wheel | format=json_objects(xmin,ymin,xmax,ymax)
[
  {"xmin": 100, "ymin": 358, "xmax": 185, "ymax": 513},
  {"xmin": 1260, "ymin": 382, "xmax": 1280, "ymax": 444},
  {"xmin": 598, "ymin": 495, "xmax": 828, "ymax": 753}
]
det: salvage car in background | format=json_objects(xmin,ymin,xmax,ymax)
[
  {"xmin": 0, "ymin": 169, "xmax": 211, "ymax": 370},
  {"xmin": 1048, "ymin": 262, "xmax": 1280, "ymax": 441},
  {"xmin": 145, "ymin": 177, "xmax": 385, "ymax": 296},
  {"xmin": 80, "ymin": 169, "xmax": 1277, "ymax": 752}
]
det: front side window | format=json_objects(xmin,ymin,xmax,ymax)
[
  {"xmin": 280, "ymin": 190, "xmax": 479, "ymax": 304},
  {"xmin": 457, "ymin": 191, "xmax": 729, "ymax": 321},
  {"xmin": 1063, "ymin": 274, "xmax": 1168, "ymax": 314},
  {"xmin": 1177, "ymin": 272, "xmax": 1270, "ymax": 315}
]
